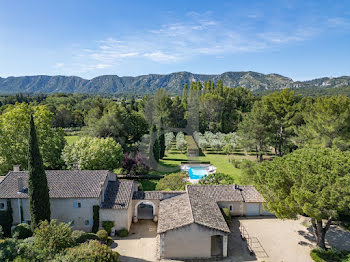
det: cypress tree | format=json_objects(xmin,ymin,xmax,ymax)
[
  {"xmin": 28, "ymin": 114, "xmax": 50, "ymax": 230},
  {"xmin": 150, "ymin": 124, "xmax": 160, "ymax": 162},
  {"xmin": 159, "ymin": 119, "xmax": 166, "ymax": 159}
]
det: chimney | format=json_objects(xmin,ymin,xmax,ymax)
[
  {"xmin": 17, "ymin": 177, "xmax": 24, "ymax": 193},
  {"xmin": 13, "ymin": 165, "xmax": 20, "ymax": 172}
]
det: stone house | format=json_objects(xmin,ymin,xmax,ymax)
[{"xmin": 0, "ymin": 168, "xmax": 268, "ymax": 259}]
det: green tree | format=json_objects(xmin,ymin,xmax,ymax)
[
  {"xmin": 159, "ymin": 120, "xmax": 166, "ymax": 159},
  {"xmin": 0, "ymin": 103, "xmax": 65, "ymax": 175},
  {"xmin": 156, "ymin": 173, "xmax": 188, "ymax": 191},
  {"xmin": 28, "ymin": 115, "xmax": 51, "ymax": 230},
  {"xmin": 150, "ymin": 124, "xmax": 160, "ymax": 162},
  {"xmin": 262, "ymin": 89, "xmax": 299, "ymax": 156},
  {"xmin": 295, "ymin": 96, "xmax": 350, "ymax": 150},
  {"xmin": 254, "ymin": 147, "xmax": 350, "ymax": 249},
  {"xmin": 62, "ymin": 137, "xmax": 123, "ymax": 170},
  {"xmin": 84, "ymin": 102, "xmax": 148, "ymax": 151},
  {"xmin": 237, "ymin": 101, "xmax": 271, "ymax": 161}
]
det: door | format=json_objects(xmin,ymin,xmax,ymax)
[{"xmin": 245, "ymin": 203, "xmax": 260, "ymax": 216}]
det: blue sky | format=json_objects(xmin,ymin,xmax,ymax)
[{"xmin": 0, "ymin": 0, "xmax": 350, "ymax": 80}]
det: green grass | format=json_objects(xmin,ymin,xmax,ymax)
[
  {"xmin": 65, "ymin": 135, "xmax": 81, "ymax": 145},
  {"xmin": 156, "ymin": 145, "xmax": 247, "ymax": 183}
]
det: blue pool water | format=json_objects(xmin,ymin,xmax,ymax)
[{"xmin": 188, "ymin": 166, "xmax": 209, "ymax": 180}]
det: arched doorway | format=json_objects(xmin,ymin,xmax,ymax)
[{"xmin": 135, "ymin": 201, "xmax": 155, "ymax": 219}]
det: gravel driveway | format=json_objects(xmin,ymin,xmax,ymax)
[{"xmin": 113, "ymin": 220, "xmax": 157, "ymax": 262}]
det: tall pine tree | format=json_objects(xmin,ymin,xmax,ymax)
[{"xmin": 28, "ymin": 115, "xmax": 50, "ymax": 230}]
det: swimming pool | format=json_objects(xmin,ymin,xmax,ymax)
[{"xmin": 188, "ymin": 166, "xmax": 209, "ymax": 180}]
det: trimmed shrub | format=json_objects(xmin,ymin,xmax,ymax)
[
  {"xmin": 55, "ymin": 240, "xmax": 119, "ymax": 262},
  {"xmin": 75, "ymin": 233, "xmax": 99, "ymax": 244},
  {"xmin": 221, "ymin": 208, "xmax": 231, "ymax": 225},
  {"xmin": 96, "ymin": 229, "xmax": 108, "ymax": 243},
  {"xmin": 107, "ymin": 236, "xmax": 113, "ymax": 246},
  {"xmin": 12, "ymin": 223, "xmax": 32, "ymax": 239},
  {"xmin": 102, "ymin": 221, "xmax": 114, "ymax": 235},
  {"xmin": 117, "ymin": 228, "xmax": 128, "ymax": 238}
]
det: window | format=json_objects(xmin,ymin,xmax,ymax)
[
  {"xmin": 0, "ymin": 202, "xmax": 5, "ymax": 210},
  {"xmin": 229, "ymin": 205, "xmax": 233, "ymax": 211},
  {"xmin": 73, "ymin": 202, "xmax": 81, "ymax": 208},
  {"xmin": 85, "ymin": 220, "xmax": 90, "ymax": 226}
]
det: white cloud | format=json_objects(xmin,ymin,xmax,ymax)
[
  {"xmin": 60, "ymin": 11, "xmax": 346, "ymax": 74},
  {"xmin": 53, "ymin": 62, "xmax": 64, "ymax": 68}
]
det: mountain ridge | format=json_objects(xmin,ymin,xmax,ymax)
[{"xmin": 0, "ymin": 71, "xmax": 350, "ymax": 95}]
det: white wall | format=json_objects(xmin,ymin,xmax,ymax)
[
  {"xmin": 9, "ymin": 197, "xmax": 99, "ymax": 231},
  {"xmin": 160, "ymin": 223, "xmax": 227, "ymax": 259},
  {"xmin": 217, "ymin": 201, "xmax": 243, "ymax": 216},
  {"xmin": 99, "ymin": 207, "xmax": 130, "ymax": 231}
]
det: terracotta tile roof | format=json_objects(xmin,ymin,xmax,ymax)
[
  {"xmin": 157, "ymin": 187, "xmax": 230, "ymax": 234},
  {"xmin": 157, "ymin": 184, "xmax": 264, "ymax": 234},
  {"xmin": 186, "ymin": 185, "xmax": 243, "ymax": 202},
  {"xmin": 187, "ymin": 186, "xmax": 230, "ymax": 233},
  {"xmin": 157, "ymin": 193, "xmax": 194, "ymax": 234},
  {"xmin": 239, "ymin": 185, "xmax": 265, "ymax": 203},
  {"xmin": 101, "ymin": 180, "xmax": 134, "ymax": 209},
  {"xmin": 0, "ymin": 170, "xmax": 111, "ymax": 199},
  {"xmin": 132, "ymin": 191, "xmax": 185, "ymax": 200}
]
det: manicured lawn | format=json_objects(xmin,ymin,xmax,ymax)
[
  {"xmin": 65, "ymin": 135, "xmax": 80, "ymax": 145},
  {"xmin": 156, "ymin": 145, "xmax": 249, "ymax": 183}
]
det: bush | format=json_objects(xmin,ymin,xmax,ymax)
[
  {"xmin": 199, "ymin": 173, "xmax": 235, "ymax": 185},
  {"xmin": 122, "ymin": 152, "xmax": 149, "ymax": 176},
  {"xmin": 221, "ymin": 208, "xmax": 231, "ymax": 225},
  {"xmin": 96, "ymin": 230, "xmax": 108, "ymax": 243},
  {"xmin": 0, "ymin": 238, "xmax": 21, "ymax": 261},
  {"xmin": 310, "ymin": 248, "xmax": 350, "ymax": 262},
  {"xmin": 117, "ymin": 228, "xmax": 128, "ymax": 237},
  {"xmin": 102, "ymin": 221, "xmax": 114, "ymax": 235},
  {"xmin": 156, "ymin": 172, "xmax": 188, "ymax": 191},
  {"xmin": 12, "ymin": 223, "xmax": 32, "ymax": 239},
  {"xmin": 72, "ymin": 230, "xmax": 99, "ymax": 244},
  {"xmin": 34, "ymin": 220, "xmax": 74, "ymax": 259},
  {"xmin": 55, "ymin": 240, "xmax": 119, "ymax": 262},
  {"xmin": 107, "ymin": 236, "xmax": 113, "ymax": 246},
  {"xmin": 0, "ymin": 225, "xmax": 3, "ymax": 239}
]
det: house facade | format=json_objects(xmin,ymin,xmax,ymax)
[{"xmin": 0, "ymin": 168, "xmax": 269, "ymax": 259}]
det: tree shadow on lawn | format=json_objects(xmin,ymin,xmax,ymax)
[
  {"xmin": 163, "ymin": 158, "xmax": 187, "ymax": 162},
  {"xmin": 298, "ymin": 225, "xmax": 350, "ymax": 250}
]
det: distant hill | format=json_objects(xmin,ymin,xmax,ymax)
[{"xmin": 0, "ymin": 71, "xmax": 350, "ymax": 95}]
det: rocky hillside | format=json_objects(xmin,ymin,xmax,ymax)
[{"xmin": 0, "ymin": 71, "xmax": 349, "ymax": 95}]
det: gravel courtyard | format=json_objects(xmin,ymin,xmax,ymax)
[
  {"xmin": 113, "ymin": 220, "xmax": 158, "ymax": 262},
  {"xmin": 113, "ymin": 217, "xmax": 350, "ymax": 262},
  {"xmin": 233, "ymin": 217, "xmax": 350, "ymax": 262}
]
